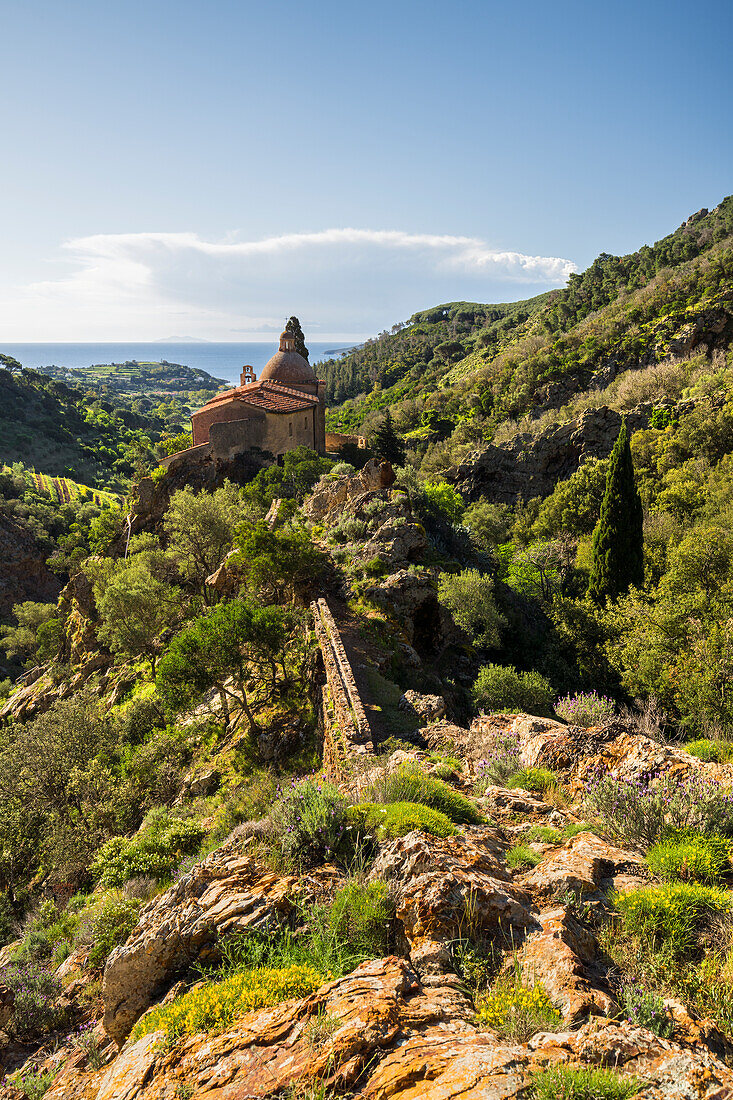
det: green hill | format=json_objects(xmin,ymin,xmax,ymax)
[
  {"xmin": 37, "ymin": 358, "xmax": 227, "ymax": 397},
  {"xmin": 0, "ymin": 366, "xmax": 178, "ymax": 489},
  {"xmin": 321, "ymin": 196, "xmax": 733, "ymax": 459}
]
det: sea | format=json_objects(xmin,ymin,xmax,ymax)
[{"xmin": 1, "ymin": 342, "xmax": 356, "ymax": 389}]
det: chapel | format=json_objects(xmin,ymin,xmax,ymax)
[{"xmin": 189, "ymin": 328, "xmax": 327, "ymax": 462}]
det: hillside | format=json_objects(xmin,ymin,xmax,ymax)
[
  {"xmin": 0, "ymin": 367, "xmax": 174, "ymax": 488},
  {"xmin": 321, "ymin": 196, "xmax": 733, "ymax": 456},
  {"xmin": 2, "ymin": 200, "xmax": 733, "ymax": 1097},
  {"xmin": 37, "ymin": 358, "xmax": 227, "ymax": 399},
  {"xmin": 0, "ymin": 452, "xmax": 731, "ymax": 1096}
]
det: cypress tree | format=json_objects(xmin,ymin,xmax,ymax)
[
  {"xmin": 285, "ymin": 316, "xmax": 309, "ymax": 361},
  {"xmin": 588, "ymin": 421, "xmax": 644, "ymax": 603},
  {"xmin": 372, "ymin": 409, "xmax": 406, "ymax": 466}
]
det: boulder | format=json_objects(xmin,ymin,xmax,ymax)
[
  {"xmin": 365, "ymin": 1017, "xmax": 733, "ymax": 1100},
  {"xmin": 371, "ymin": 830, "xmax": 538, "ymax": 972},
  {"xmin": 399, "ymin": 690, "xmax": 446, "ymax": 724},
  {"xmin": 519, "ymin": 831, "xmax": 649, "ymax": 905},
  {"xmin": 515, "ymin": 907, "xmax": 616, "ymax": 1022},
  {"xmin": 102, "ymin": 838, "xmax": 300, "ymax": 1044},
  {"xmin": 303, "ymin": 459, "xmax": 396, "ymax": 524}
]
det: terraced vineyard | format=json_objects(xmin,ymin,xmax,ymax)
[{"xmin": 10, "ymin": 468, "xmax": 119, "ymax": 508}]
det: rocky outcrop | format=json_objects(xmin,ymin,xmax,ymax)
[
  {"xmin": 371, "ymin": 829, "xmax": 538, "ymax": 972},
  {"xmin": 102, "ymin": 838, "xmax": 300, "ymax": 1045},
  {"xmin": 451, "ymin": 404, "xmax": 652, "ymax": 505},
  {"xmin": 0, "ymin": 514, "xmax": 61, "ymax": 617},
  {"xmin": 516, "ymin": 907, "xmax": 616, "ymax": 1021},
  {"xmin": 364, "ymin": 1017, "xmax": 733, "ymax": 1100},
  {"xmin": 364, "ymin": 569, "xmax": 451, "ymax": 655},
  {"xmin": 45, "ymin": 958, "xmax": 475, "ymax": 1100},
  {"xmin": 519, "ymin": 831, "xmax": 648, "ymax": 905},
  {"xmin": 303, "ymin": 458, "xmax": 396, "ymax": 524}
]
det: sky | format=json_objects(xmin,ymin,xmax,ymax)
[{"xmin": 1, "ymin": 0, "xmax": 732, "ymax": 341}]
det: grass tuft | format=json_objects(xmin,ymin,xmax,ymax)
[
  {"xmin": 646, "ymin": 833, "xmax": 731, "ymax": 884},
  {"xmin": 531, "ymin": 1065, "xmax": 642, "ymax": 1099}
]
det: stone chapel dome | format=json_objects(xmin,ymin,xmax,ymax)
[{"xmin": 259, "ymin": 328, "xmax": 317, "ymax": 385}]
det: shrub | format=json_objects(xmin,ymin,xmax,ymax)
[
  {"xmin": 3, "ymin": 962, "xmax": 67, "ymax": 1039},
  {"xmin": 585, "ymin": 769, "xmax": 733, "ymax": 847},
  {"xmin": 438, "ymin": 570, "xmax": 505, "ymax": 649},
  {"xmin": 473, "ymin": 664, "xmax": 554, "ymax": 716},
  {"xmin": 685, "ymin": 738, "xmax": 733, "ymax": 763},
  {"xmin": 506, "ymin": 844, "xmax": 542, "ymax": 870},
  {"xmin": 348, "ymin": 801, "xmax": 456, "ymax": 841},
  {"xmin": 131, "ymin": 963, "xmax": 323, "ymax": 1044},
  {"xmin": 11, "ymin": 899, "xmax": 80, "ymax": 966},
  {"xmin": 614, "ymin": 882, "xmax": 731, "ymax": 954},
  {"xmin": 617, "ymin": 980, "xmax": 673, "ymax": 1037},
  {"xmin": 646, "ymin": 834, "xmax": 731, "ymax": 884},
  {"xmin": 91, "ymin": 816, "xmax": 205, "ymax": 887},
  {"xmin": 72, "ymin": 1020, "xmax": 106, "ymax": 1069},
  {"xmin": 507, "ymin": 767, "xmax": 558, "ymax": 795},
  {"xmin": 475, "ymin": 977, "xmax": 562, "ymax": 1040},
  {"xmin": 329, "ymin": 879, "xmax": 392, "ymax": 958},
  {"xmin": 269, "ymin": 779, "xmax": 349, "ymax": 867},
  {"xmin": 369, "ymin": 764, "xmax": 483, "ymax": 825},
  {"xmin": 525, "ymin": 825, "xmax": 561, "ymax": 844},
  {"xmin": 80, "ymin": 897, "xmax": 141, "ymax": 970},
  {"xmin": 555, "ymin": 691, "xmax": 616, "ymax": 728},
  {"xmin": 531, "ymin": 1065, "xmax": 642, "ymax": 1100},
  {"xmin": 473, "ymin": 730, "xmax": 522, "ymax": 790},
  {"xmin": 5, "ymin": 1067, "xmax": 56, "ymax": 1099}
]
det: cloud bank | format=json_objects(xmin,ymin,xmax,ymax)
[{"xmin": 1, "ymin": 228, "xmax": 577, "ymax": 340}]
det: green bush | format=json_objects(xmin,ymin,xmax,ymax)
[
  {"xmin": 11, "ymin": 898, "xmax": 82, "ymax": 966},
  {"xmin": 3, "ymin": 963, "xmax": 68, "ymax": 1040},
  {"xmin": 617, "ymin": 981, "xmax": 674, "ymax": 1037},
  {"xmin": 90, "ymin": 814, "xmax": 205, "ymax": 887},
  {"xmin": 6, "ymin": 1066, "xmax": 57, "ymax": 1098},
  {"xmin": 562, "ymin": 822, "xmax": 594, "ymax": 840},
  {"xmin": 472, "ymin": 664, "xmax": 554, "ymax": 716},
  {"xmin": 329, "ymin": 879, "xmax": 393, "ymax": 958},
  {"xmin": 269, "ymin": 778, "xmax": 349, "ymax": 867},
  {"xmin": 507, "ymin": 767, "xmax": 559, "ymax": 795},
  {"xmin": 531, "ymin": 1065, "xmax": 641, "ymax": 1100},
  {"xmin": 85, "ymin": 897, "xmax": 141, "ymax": 969},
  {"xmin": 349, "ymin": 801, "xmax": 456, "ymax": 840},
  {"xmin": 475, "ymin": 976, "xmax": 562, "ymax": 1040},
  {"xmin": 506, "ymin": 844, "xmax": 542, "ymax": 870},
  {"xmin": 369, "ymin": 764, "xmax": 483, "ymax": 825},
  {"xmin": 614, "ymin": 882, "xmax": 731, "ymax": 954},
  {"xmin": 684, "ymin": 738, "xmax": 733, "ymax": 763},
  {"xmin": 646, "ymin": 834, "xmax": 731, "ymax": 884},
  {"xmin": 438, "ymin": 570, "xmax": 505, "ymax": 649},
  {"xmin": 524, "ymin": 825, "xmax": 561, "ymax": 844}
]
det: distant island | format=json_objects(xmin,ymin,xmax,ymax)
[{"xmin": 154, "ymin": 336, "xmax": 213, "ymax": 344}]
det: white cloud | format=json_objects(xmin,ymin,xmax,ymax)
[{"xmin": 0, "ymin": 228, "xmax": 577, "ymax": 340}]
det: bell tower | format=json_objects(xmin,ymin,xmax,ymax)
[{"xmin": 240, "ymin": 365, "xmax": 256, "ymax": 386}]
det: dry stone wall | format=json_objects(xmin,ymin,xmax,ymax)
[{"xmin": 310, "ymin": 597, "xmax": 373, "ymax": 776}]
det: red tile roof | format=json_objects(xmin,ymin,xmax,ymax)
[{"xmin": 196, "ymin": 379, "xmax": 319, "ymax": 415}]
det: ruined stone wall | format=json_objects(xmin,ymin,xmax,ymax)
[
  {"xmin": 310, "ymin": 598, "xmax": 373, "ymax": 778},
  {"xmin": 325, "ymin": 431, "xmax": 367, "ymax": 452}
]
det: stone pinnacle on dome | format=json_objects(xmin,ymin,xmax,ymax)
[{"xmin": 259, "ymin": 319, "xmax": 317, "ymax": 385}]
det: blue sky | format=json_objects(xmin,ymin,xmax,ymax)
[{"xmin": 1, "ymin": 0, "xmax": 732, "ymax": 340}]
